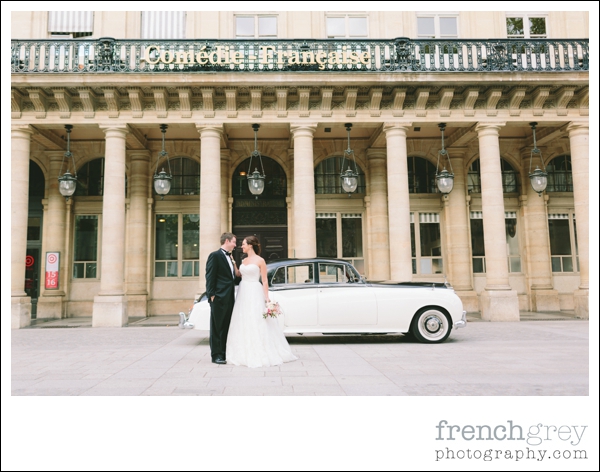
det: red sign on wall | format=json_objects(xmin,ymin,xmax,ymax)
[{"xmin": 45, "ymin": 252, "xmax": 60, "ymax": 290}]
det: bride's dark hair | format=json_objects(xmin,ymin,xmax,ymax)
[{"xmin": 245, "ymin": 236, "xmax": 261, "ymax": 256}]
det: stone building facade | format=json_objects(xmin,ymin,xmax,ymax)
[{"xmin": 11, "ymin": 10, "xmax": 589, "ymax": 328}]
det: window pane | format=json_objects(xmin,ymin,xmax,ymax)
[
  {"xmin": 529, "ymin": 18, "xmax": 546, "ymax": 36},
  {"xmin": 316, "ymin": 218, "xmax": 337, "ymax": 257},
  {"xmin": 420, "ymin": 258, "xmax": 432, "ymax": 274},
  {"xmin": 182, "ymin": 214, "xmax": 199, "ymax": 260},
  {"xmin": 73, "ymin": 263, "xmax": 85, "ymax": 279},
  {"xmin": 473, "ymin": 258, "xmax": 484, "ymax": 273},
  {"xmin": 506, "ymin": 17, "xmax": 524, "ymax": 36},
  {"xmin": 439, "ymin": 17, "xmax": 457, "ymax": 36},
  {"xmin": 287, "ymin": 265, "xmax": 313, "ymax": 284},
  {"xmin": 258, "ymin": 16, "xmax": 277, "ymax": 36},
  {"xmin": 410, "ymin": 222, "xmax": 416, "ymax": 257},
  {"xmin": 236, "ymin": 17, "xmax": 254, "ymax": 36},
  {"xmin": 167, "ymin": 261, "xmax": 178, "ymax": 277},
  {"xmin": 548, "ymin": 219, "xmax": 572, "ymax": 256},
  {"xmin": 319, "ymin": 264, "xmax": 345, "ymax": 283},
  {"xmin": 562, "ymin": 257, "xmax": 573, "ymax": 272},
  {"xmin": 182, "ymin": 261, "xmax": 193, "ymax": 277},
  {"xmin": 74, "ymin": 216, "xmax": 98, "ymax": 262},
  {"xmin": 155, "ymin": 214, "xmax": 178, "ymax": 260},
  {"xmin": 420, "ymin": 222, "xmax": 441, "ymax": 258},
  {"xmin": 155, "ymin": 262, "xmax": 166, "ymax": 278},
  {"xmin": 509, "ymin": 257, "xmax": 521, "ymax": 273},
  {"xmin": 470, "ymin": 219, "xmax": 485, "ymax": 257},
  {"xmin": 327, "ymin": 17, "xmax": 346, "ymax": 37},
  {"xmin": 551, "ymin": 257, "xmax": 561, "ymax": 272},
  {"xmin": 348, "ymin": 17, "xmax": 367, "ymax": 37},
  {"xmin": 271, "ymin": 266, "xmax": 286, "ymax": 285},
  {"xmin": 86, "ymin": 263, "xmax": 97, "ymax": 278},
  {"xmin": 433, "ymin": 258, "xmax": 443, "ymax": 274},
  {"xmin": 342, "ymin": 217, "xmax": 363, "ymax": 257},
  {"xmin": 417, "ymin": 17, "xmax": 435, "ymax": 37}
]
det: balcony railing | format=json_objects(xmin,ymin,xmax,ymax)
[{"xmin": 11, "ymin": 37, "xmax": 589, "ymax": 74}]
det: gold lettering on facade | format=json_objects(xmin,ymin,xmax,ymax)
[{"xmin": 144, "ymin": 45, "xmax": 372, "ymax": 70}]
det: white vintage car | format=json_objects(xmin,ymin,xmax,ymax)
[{"xmin": 187, "ymin": 258, "xmax": 466, "ymax": 343}]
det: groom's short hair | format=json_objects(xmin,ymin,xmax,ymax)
[{"xmin": 220, "ymin": 232, "xmax": 236, "ymax": 245}]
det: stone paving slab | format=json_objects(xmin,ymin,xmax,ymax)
[{"xmin": 10, "ymin": 319, "xmax": 589, "ymax": 396}]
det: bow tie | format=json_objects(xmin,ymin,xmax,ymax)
[{"xmin": 222, "ymin": 250, "xmax": 232, "ymax": 256}]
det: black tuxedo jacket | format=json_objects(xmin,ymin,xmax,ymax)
[{"xmin": 205, "ymin": 249, "xmax": 236, "ymax": 300}]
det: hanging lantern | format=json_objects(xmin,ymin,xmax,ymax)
[
  {"xmin": 58, "ymin": 125, "xmax": 78, "ymax": 201},
  {"xmin": 340, "ymin": 123, "xmax": 359, "ymax": 196},
  {"xmin": 435, "ymin": 123, "xmax": 455, "ymax": 195},
  {"xmin": 247, "ymin": 124, "xmax": 266, "ymax": 199},
  {"xmin": 528, "ymin": 122, "xmax": 548, "ymax": 196},
  {"xmin": 153, "ymin": 124, "xmax": 172, "ymax": 200}
]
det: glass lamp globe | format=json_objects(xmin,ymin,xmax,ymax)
[
  {"xmin": 58, "ymin": 171, "xmax": 77, "ymax": 199},
  {"xmin": 248, "ymin": 169, "xmax": 265, "ymax": 196},
  {"xmin": 436, "ymin": 168, "xmax": 455, "ymax": 194},
  {"xmin": 154, "ymin": 169, "xmax": 172, "ymax": 197},
  {"xmin": 529, "ymin": 167, "xmax": 548, "ymax": 195},
  {"xmin": 340, "ymin": 168, "xmax": 358, "ymax": 194}
]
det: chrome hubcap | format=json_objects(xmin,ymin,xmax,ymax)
[{"xmin": 424, "ymin": 316, "xmax": 441, "ymax": 333}]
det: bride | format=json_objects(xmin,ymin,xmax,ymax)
[{"xmin": 226, "ymin": 236, "xmax": 298, "ymax": 368}]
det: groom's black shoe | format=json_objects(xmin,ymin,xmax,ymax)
[{"xmin": 212, "ymin": 356, "xmax": 226, "ymax": 365}]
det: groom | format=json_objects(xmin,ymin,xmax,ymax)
[{"xmin": 205, "ymin": 232, "xmax": 237, "ymax": 364}]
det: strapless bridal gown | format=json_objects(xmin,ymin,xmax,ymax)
[{"xmin": 226, "ymin": 263, "xmax": 298, "ymax": 368}]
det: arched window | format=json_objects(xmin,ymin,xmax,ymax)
[
  {"xmin": 407, "ymin": 156, "xmax": 438, "ymax": 193},
  {"xmin": 467, "ymin": 158, "xmax": 519, "ymax": 193},
  {"xmin": 159, "ymin": 157, "xmax": 200, "ymax": 196},
  {"xmin": 546, "ymin": 155, "xmax": 573, "ymax": 192},
  {"xmin": 314, "ymin": 156, "xmax": 366, "ymax": 194},
  {"xmin": 75, "ymin": 158, "xmax": 104, "ymax": 196}
]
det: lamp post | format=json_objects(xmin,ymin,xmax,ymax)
[
  {"xmin": 153, "ymin": 124, "xmax": 172, "ymax": 200},
  {"xmin": 528, "ymin": 122, "xmax": 548, "ymax": 196},
  {"xmin": 340, "ymin": 123, "xmax": 359, "ymax": 196},
  {"xmin": 57, "ymin": 125, "xmax": 78, "ymax": 201},
  {"xmin": 435, "ymin": 123, "xmax": 454, "ymax": 195},
  {"xmin": 247, "ymin": 124, "xmax": 266, "ymax": 199}
]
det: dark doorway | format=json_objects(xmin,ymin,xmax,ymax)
[
  {"xmin": 28, "ymin": 161, "xmax": 45, "ymax": 317},
  {"xmin": 231, "ymin": 156, "xmax": 288, "ymax": 263}
]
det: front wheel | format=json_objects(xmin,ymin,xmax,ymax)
[{"xmin": 410, "ymin": 308, "xmax": 451, "ymax": 344}]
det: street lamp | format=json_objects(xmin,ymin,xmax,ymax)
[
  {"xmin": 247, "ymin": 124, "xmax": 266, "ymax": 199},
  {"xmin": 528, "ymin": 122, "xmax": 548, "ymax": 196},
  {"xmin": 435, "ymin": 123, "xmax": 454, "ymax": 194},
  {"xmin": 153, "ymin": 124, "xmax": 172, "ymax": 200},
  {"xmin": 58, "ymin": 125, "xmax": 78, "ymax": 201},
  {"xmin": 340, "ymin": 123, "xmax": 359, "ymax": 196}
]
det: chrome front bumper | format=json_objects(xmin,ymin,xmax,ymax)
[{"xmin": 454, "ymin": 311, "xmax": 467, "ymax": 329}]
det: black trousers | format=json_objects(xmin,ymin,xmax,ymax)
[{"xmin": 209, "ymin": 294, "xmax": 234, "ymax": 360}]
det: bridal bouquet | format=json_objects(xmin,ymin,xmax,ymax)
[{"xmin": 263, "ymin": 301, "xmax": 282, "ymax": 319}]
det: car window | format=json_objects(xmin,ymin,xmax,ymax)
[
  {"xmin": 271, "ymin": 267, "xmax": 286, "ymax": 285},
  {"xmin": 288, "ymin": 264, "xmax": 314, "ymax": 284},
  {"xmin": 318, "ymin": 263, "xmax": 347, "ymax": 284}
]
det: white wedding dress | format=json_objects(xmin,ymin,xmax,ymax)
[{"xmin": 226, "ymin": 263, "xmax": 298, "ymax": 368}]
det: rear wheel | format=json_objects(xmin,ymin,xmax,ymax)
[{"xmin": 410, "ymin": 308, "xmax": 451, "ymax": 343}]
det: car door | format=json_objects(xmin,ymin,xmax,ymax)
[
  {"xmin": 316, "ymin": 262, "xmax": 377, "ymax": 327},
  {"xmin": 269, "ymin": 263, "xmax": 319, "ymax": 330}
]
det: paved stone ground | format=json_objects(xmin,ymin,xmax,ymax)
[{"xmin": 11, "ymin": 317, "xmax": 588, "ymax": 396}]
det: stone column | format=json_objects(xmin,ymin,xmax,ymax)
[
  {"xmin": 11, "ymin": 125, "xmax": 33, "ymax": 329},
  {"xmin": 92, "ymin": 125, "xmax": 128, "ymax": 327},
  {"xmin": 287, "ymin": 148, "xmax": 294, "ymax": 258},
  {"xmin": 444, "ymin": 148, "xmax": 478, "ymax": 311},
  {"xmin": 126, "ymin": 150, "xmax": 151, "ymax": 319},
  {"xmin": 366, "ymin": 148, "xmax": 390, "ymax": 280},
  {"xmin": 197, "ymin": 124, "xmax": 223, "ymax": 293},
  {"xmin": 221, "ymin": 150, "xmax": 230, "ymax": 234},
  {"xmin": 37, "ymin": 151, "xmax": 68, "ymax": 319},
  {"xmin": 567, "ymin": 123, "xmax": 589, "ymax": 319},
  {"xmin": 383, "ymin": 123, "xmax": 412, "ymax": 282},
  {"xmin": 290, "ymin": 124, "xmax": 317, "ymax": 258},
  {"xmin": 476, "ymin": 123, "xmax": 519, "ymax": 321},
  {"xmin": 520, "ymin": 150, "xmax": 560, "ymax": 312}
]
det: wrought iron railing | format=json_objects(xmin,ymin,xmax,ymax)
[{"xmin": 11, "ymin": 37, "xmax": 589, "ymax": 74}]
